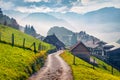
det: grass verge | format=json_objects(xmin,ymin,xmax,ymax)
[{"xmin": 60, "ymin": 51, "xmax": 120, "ymax": 80}]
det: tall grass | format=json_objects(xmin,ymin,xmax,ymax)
[
  {"xmin": 0, "ymin": 24, "xmax": 54, "ymax": 51},
  {"xmin": 0, "ymin": 24, "xmax": 54, "ymax": 80},
  {"xmin": 60, "ymin": 51, "xmax": 120, "ymax": 80},
  {"xmin": 0, "ymin": 43, "xmax": 47, "ymax": 80}
]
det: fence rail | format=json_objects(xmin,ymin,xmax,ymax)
[{"xmin": 0, "ymin": 32, "xmax": 47, "ymax": 53}]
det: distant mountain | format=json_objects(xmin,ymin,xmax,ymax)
[
  {"xmin": 21, "ymin": 12, "xmax": 72, "ymax": 35},
  {"xmin": 43, "ymin": 34, "xmax": 65, "ymax": 49},
  {"xmin": 22, "ymin": 12, "xmax": 71, "ymax": 26},
  {"xmin": 49, "ymin": 7, "xmax": 120, "ymax": 23},
  {"xmin": 117, "ymin": 39, "xmax": 120, "ymax": 44},
  {"xmin": 47, "ymin": 26, "xmax": 74, "ymax": 46},
  {"xmin": 47, "ymin": 26, "xmax": 101, "ymax": 47},
  {"xmin": 23, "ymin": 13, "xmax": 63, "ymax": 22},
  {"xmin": 83, "ymin": 7, "xmax": 120, "ymax": 23},
  {"xmin": 49, "ymin": 7, "xmax": 120, "ymax": 33},
  {"xmin": 0, "ymin": 8, "xmax": 20, "ymax": 29}
]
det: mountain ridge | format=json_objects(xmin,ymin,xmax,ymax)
[{"xmin": 47, "ymin": 26, "xmax": 101, "ymax": 46}]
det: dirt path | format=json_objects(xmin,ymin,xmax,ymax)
[{"xmin": 28, "ymin": 50, "xmax": 73, "ymax": 80}]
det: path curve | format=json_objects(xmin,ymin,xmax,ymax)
[{"xmin": 28, "ymin": 50, "xmax": 73, "ymax": 80}]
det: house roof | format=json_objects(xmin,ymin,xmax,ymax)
[
  {"xmin": 43, "ymin": 34, "xmax": 65, "ymax": 49},
  {"xmin": 70, "ymin": 41, "xmax": 90, "ymax": 52},
  {"xmin": 105, "ymin": 42, "xmax": 120, "ymax": 51}
]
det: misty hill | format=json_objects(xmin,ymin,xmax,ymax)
[
  {"xmin": 49, "ymin": 7, "xmax": 120, "ymax": 33},
  {"xmin": 47, "ymin": 26, "xmax": 100, "ymax": 46},
  {"xmin": 49, "ymin": 7, "xmax": 120, "ymax": 23},
  {"xmin": 23, "ymin": 13, "xmax": 63, "ymax": 22},
  {"xmin": 47, "ymin": 26, "xmax": 73, "ymax": 46},
  {"xmin": 0, "ymin": 8, "xmax": 20, "ymax": 29},
  {"xmin": 22, "ymin": 12, "xmax": 71, "ymax": 27},
  {"xmin": 43, "ymin": 34, "xmax": 65, "ymax": 49},
  {"xmin": 83, "ymin": 7, "xmax": 120, "ymax": 23},
  {"xmin": 117, "ymin": 39, "xmax": 120, "ymax": 44}
]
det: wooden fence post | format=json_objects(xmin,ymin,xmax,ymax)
[
  {"xmin": 73, "ymin": 55, "xmax": 76, "ymax": 65},
  {"xmin": 12, "ymin": 33, "xmax": 14, "ymax": 46},
  {"xmin": 111, "ymin": 65, "xmax": 114, "ymax": 75},
  {"xmin": 93, "ymin": 58, "xmax": 95, "ymax": 69},
  {"xmin": 33, "ymin": 42, "xmax": 36, "ymax": 53},
  {"xmin": 0, "ymin": 32, "xmax": 1, "ymax": 41},
  {"xmin": 41, "ymin": 45, "xmax": 43, "ymax": 50},
  {"xmin": 38, "ymin": 43, "xmax": 41, "ymax": 52},
  {"xmin": 23, "ymin": 38, "xmax": 25, "ymax": 48}
]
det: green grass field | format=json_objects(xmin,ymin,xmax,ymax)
[
  {"xmin": 0, "ymin": 24, "xmax": 53, "ymax": 51},
  {"xmin": 0, "ymin": 24, "xmax": 54, "ymax": 80},
  {"xmin": 60, "ymin": 51, "xmax": 120, "ymax": 80}
]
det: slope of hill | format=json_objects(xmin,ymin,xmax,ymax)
[
  {"xmin": 0, "ymin": 24, "xmax": 52, "ymax": 50},
  {"xmin": 48, "ymin": 7, "xmax": 120, "ymax": 42},
  {"xmin": 0, "ymin": 24, "xmax": 54, "ymax": 80},
  {"xmin": 0, "ymin": 8, "xmax": 20, "ymax": 29},
  {"xmin": 47, "ymin": 26, "xmax": 73, "ymax": 46},
  {"xmin": 22, "ymin": 12, "xmax": 71, "ymax": 27},
  {"xmin": 49, "ymin": 7, "xmax": 120, "ymax": 24},
  {"xmin": 60, "ymin": 51, "xmax": 120, "ymax": 80},
  {"xmin": 47, "ymin": 26, "xmax": 100, "ymax": 46},
  {"xmin": 83, "ymin": 7, "xmax": 120, "ymax": 23}
]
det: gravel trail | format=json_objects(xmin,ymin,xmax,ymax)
[{"xmin": 28, "ymin": 50, "xmax": 73, "ymax": 80}]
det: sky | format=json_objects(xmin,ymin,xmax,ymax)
[
  {"xmin": 0, "ymin": 0, "xmax": 120, "ymax": 14},
  {"xmin": 0, "ymin": 0, "xmax": 120, "ymax": 42}
]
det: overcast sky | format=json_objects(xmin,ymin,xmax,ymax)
[
  {"xmin": 0, "ymin": 0, "xmax": 120, "ymax": 14},
  {"xmin": 0, "ymin": 0, "xmax": 120, "ymax": 42}
]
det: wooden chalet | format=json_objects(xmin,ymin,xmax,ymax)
[
  {"xmin": 43, "ymin": 34, "xmax": 65, "ymax": 50},
  {"xmin": 70, "ymin": 41, "xmax": 91, "ymax": 62}
]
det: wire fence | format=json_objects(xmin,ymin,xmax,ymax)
[{"xmin": 0, "ymin": 32, "xmax": 48, "ymax": 53}]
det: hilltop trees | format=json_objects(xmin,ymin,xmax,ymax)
[
  {"xmin": 0, "ymin": 8, "xmax": 20, "ymax": 29},
  {"xmin": 24, "ymin": 25, "xmax": 37, "ymax": 37}
]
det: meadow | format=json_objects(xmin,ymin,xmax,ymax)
[
  {"xmin": 60, "ymin": 51, "xmax": 120, "ymax": 80},
  {"xmin": 0, "ymin": 24, "xmax": 54, "ymax": 80},
  {"xmin": 0, "ymin": 24, "xmax": 53, "ymax": 51}
]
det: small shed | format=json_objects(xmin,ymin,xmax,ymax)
[
  {"xmin": 70, "ymin": 41, "xmax": 91, "ymax": 62},
  {"xmin": 43, "ymin": 34, "xmax": 65, "ymax": 50}
]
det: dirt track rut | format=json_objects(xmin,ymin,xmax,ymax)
[{"xmin": 28, "ymin": 50, "xmax": 73, "ymax": 80}]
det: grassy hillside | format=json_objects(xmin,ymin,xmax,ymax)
[
  {"xmin": 0, "ymin": 24, "xmax": 53, "ymax": 50},
  {"xmin": 61, "ymin": 51, "xmax": 120, "ymax": 80},
  {"xmin": 0, "ymin": 24, "xmax": 54, "ymax": 80}
]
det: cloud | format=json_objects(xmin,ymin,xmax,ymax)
[
  {"xmin": 16, "ymin": 5, "xmax": 53, "ymax": 13},
  {"xmin": 1, "ymin": 0, "xmax": 120, "ymax": 14},
  {"xmin": 54, "ymin": 6, "xmax": 69, "ymax": 13},
  {"xmin": 70, "ymin": 0, "xmax": 120, "ymax": 14},
  {"xmin": 24, "ymin": 0, "xmax": 49, "ymax": 2},
  {"xmin": 0, "ymin": 0, "xmax": 15, "ymax": 10},
  {"xmin": 16, "ymin": 5, "xmax": 70, "ymax": 13}
]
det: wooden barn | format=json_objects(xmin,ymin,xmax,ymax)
[
  {"xmin": 70, "ymin": 41, "xmax": 91, "ymax": 62},
  {"xmin": 43, "ymin": 34, "xmax": 65, "ymax": 50}
]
